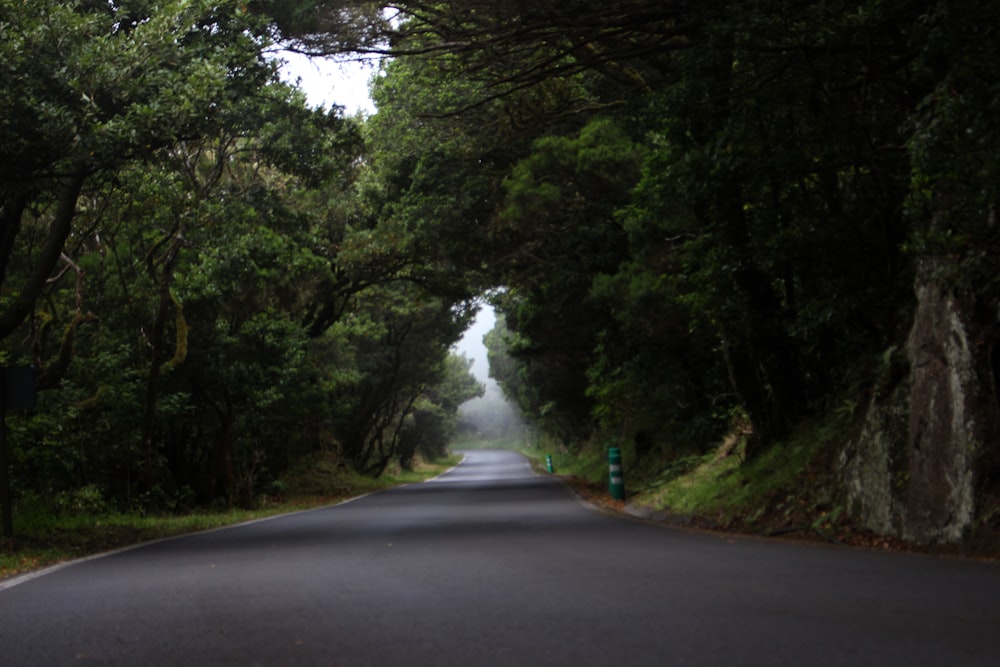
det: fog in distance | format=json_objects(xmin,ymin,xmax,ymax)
[{"xmin": 453, "ymin": 305, "xmax": 529, "ymax": 442}]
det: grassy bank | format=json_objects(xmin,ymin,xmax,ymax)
[
  {"xmin": 462, "ymin": 425, "xmax": 855, "ymax": 543},
  {"xmin": 470, "ymin": 426, "xmax": 979, "ymax": 555},
  {"xmin": 309, "ymin": 436, "xmax": 992, "ymax": 559},
  {"xmin": 0, "ymin": 453, "xmax": 462, "ymax": 581}
]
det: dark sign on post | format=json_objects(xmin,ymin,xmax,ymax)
[
  {"xmin": 1, "ymin": 366, "xmax": 36, "ymax": 538},
  {"xmin": 2, "ymin": 366, "xmax": 37, "ymax": 410}
]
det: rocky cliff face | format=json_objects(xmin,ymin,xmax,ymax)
[{"xmin": 840, "ymin": 263, "xmax": 997, "ymax": 545}]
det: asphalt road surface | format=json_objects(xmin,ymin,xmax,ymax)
[{"xmin": 1, "ymin": 449, "xmax": 998, "ymax": 666}]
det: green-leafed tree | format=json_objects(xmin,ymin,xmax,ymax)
[
  {"xmin": 367, "ymin": 2, "xmax": 922, "ymax": 454},
  {"xmin": 325, "ymin": 286, "xmax": 476, "ymax": 474},
  {"xmin": 5, "ymin": 0, "xmax": 999, "ymax": 543},
  {"xmin": 0, "ymin": 0, "xmax": 275, "ymax": 344},
  {"xmin": 283, "ymin": 0, "xmax": 1000, "ymax": 537},
  {"xmin": 489, "ymin": 117, "xmax": 643, "ymax": 443},
  {"xmin": 397, "ymin": 353, "xmax": 483, "ymax": 467},
  {"xmin": 4, "ymin": 60, "xmax": 365, "ymax": 508},
  {"xmin": 0, "ymin": 0, "xmax": 287, "ymax": 510}
]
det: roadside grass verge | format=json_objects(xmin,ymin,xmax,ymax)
[
  {"xmin": 0, "ymin": 452, "xmax": 462, "ymax": 581},
  {"xmin": 632, "ymin": 432, "xmax": 828, "ymax": 528},
  {"xmin": 431, "ymin": 430, "xmax": 986, "ymax": 556},
  {"xmin": 461, "ymin": 424, "xmax": 838, "ymax": 537}
]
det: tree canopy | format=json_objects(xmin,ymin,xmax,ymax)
[{"xmin": 2, "ymin": 0, "xmax": 999, "ymax": 543}]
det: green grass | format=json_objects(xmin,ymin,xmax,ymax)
[
  {"xmin": 0, "ymin": 453, "xmax": 463, "ymax": 581},
  {"xmin": 462, "ymin": 424, "xmax": 833, "ymax": 534},
  {"xmin": 633, "ymin": 422, "xmax": 832, "ymax": 528},
  {"xmin": 637, "ymin": 440, "xmax": 745, "ymax": 515}
]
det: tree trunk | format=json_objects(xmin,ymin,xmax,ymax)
[
  {"xmin": 0, "ymin": 170, "xmax": 87, "ymax": 340},
  {"xmin": 718, "ymin": 175, "xmax": 804, "ymax": 458},
  {"xmin": 139, "ymin": 228, "xmax": 185, "ymax": 489},
  {"xmin": 209, "ymin": 398, "xmax": 238, "ymax": 506}
]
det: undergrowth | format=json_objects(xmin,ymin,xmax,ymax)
[{"xmin": 636, "ymin": 430, "xmax": 828, "ymax": 527}]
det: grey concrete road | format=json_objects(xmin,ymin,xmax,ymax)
[{"xmin": 1, "ymin": 449, "xmax": 998, "ymax": 666}]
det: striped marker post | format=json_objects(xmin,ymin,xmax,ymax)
[
  {"xmin": 608, "ymin": 447, "xmax": 625, "ymax": 500},
  {"xmin": 546, "ymin": 454, "xmax": 554, "ymax": 474}
]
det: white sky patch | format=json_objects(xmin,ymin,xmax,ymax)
[
  {"xmin": 277, "ymin": 51, "xmax": 379, "ymax": 116},
  {"xmin": 454, "ymin": 305, "xmax": 497, "ymax": 384}
]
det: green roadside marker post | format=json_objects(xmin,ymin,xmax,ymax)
[
  {"xmin": 546, "ymin": 454, "xmax": 554, "ymax": 474},
  {"xmin": 608, "ymin": 446, "xmax": 625, "ymax": 500}
]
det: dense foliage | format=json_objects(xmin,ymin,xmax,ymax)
[
  {"xmin": 364, "ymin": 1, "xmax": 1000, "ymax": 489},
  {"xmin": 2, "ymin": 1, "xmax": 999, "ymax": 532},
  {"xmin": 0, "ymin": 0, "xmax": 482, "ymax": 514}
]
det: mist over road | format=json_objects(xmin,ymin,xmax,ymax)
[{"xmin": 1, "ymin": 449, "xmax": 997, "ymax": 666}]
